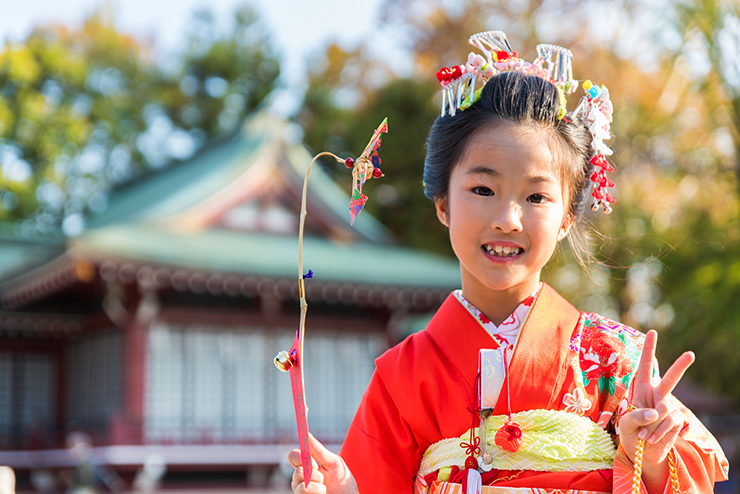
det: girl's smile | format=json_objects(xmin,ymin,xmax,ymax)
[
  {"xmin": 435, "ymin": 121, "xmax": 572, "ymax": 323},
  {"xmin": 482, "ymin": 240, "xmax": 524, "ymax": 262}
]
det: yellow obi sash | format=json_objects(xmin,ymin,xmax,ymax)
[
  {"xmin": 428, "ymin": 482, "xmax": 610, "ymax": 494},
  {"xmin": 418, "ymin": 409, "xmax": 617, "ymax": 478}
]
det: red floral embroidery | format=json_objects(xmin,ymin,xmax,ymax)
[
  {"xmin": 579, "ymin": 323, "xmax": 633, "ymax": 395},
  {"xmin": 478, "ymin": 313, "xmax": 491, "ymax": 324},
  {"xmin": 523, "ymin": 296, "xmax": 534, "ymax": 306}
]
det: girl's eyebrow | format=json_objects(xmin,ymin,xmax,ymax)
[
  {"xmin": 466, "ymin": 165, "xmax": 556, "ymax": 184},
  {"xmin": 466, "ymin": 166, "xmax": 499, "ymax": 176}
]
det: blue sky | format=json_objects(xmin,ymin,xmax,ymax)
[{"xmin": 0, "ymin": 0, "xmax": 410, "ymax": 115}]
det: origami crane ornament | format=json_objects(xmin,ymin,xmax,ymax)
[{"xmin": 273, "ymin": 118, "xmax": 388, "ymax": 488}]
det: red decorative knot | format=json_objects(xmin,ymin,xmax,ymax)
[
  {"xmin": 464, "ymin": 456, "xmax": 479, "ymax": 470},
  {"xmin": 345, "ymin": 157, "xmax": 354, "ymax": 168},
  {"xmin": 494, "ymin": 421, "xmax": 523, "ymax": 452},
  {"xmin": 461, "ymin": 435, "xmax": 481, "ymax": 457},
  {"xmin": 372, "ymin": 167, "xmax": 383, "ymax": 178}
]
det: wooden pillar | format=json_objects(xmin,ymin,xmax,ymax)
[
  {"xmin": 54, "ymin": 342, "xmax": 67, "ymax": 448},
  {"xmin": 122, "ymin": 316, "xmax": 146, "ymax": 443},
  {"xmin": 118, "ymin": 283, "xmax": 158, "ymax": 445}
]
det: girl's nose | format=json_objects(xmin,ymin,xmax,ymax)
[{"xmin": 491, "ymin": 201, "xmax": 523, "ymax": 233}]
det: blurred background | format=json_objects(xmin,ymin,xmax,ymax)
[{"xmin": 0, "ymin": 0, "xmax": 738, "ymax": 492}]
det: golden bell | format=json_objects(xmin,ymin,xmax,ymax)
[{"xmin": 274, "ymin": 350, "xmax": 294, "ymax": 372}]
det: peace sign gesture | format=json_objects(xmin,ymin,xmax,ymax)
[{"xmin": 618, "ymin": 330, "xmax": 694, "ymax": 492}]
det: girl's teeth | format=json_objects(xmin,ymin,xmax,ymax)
[{"xmin": 485, "ymin": 245, "xmax": 522, "ymax": 257}]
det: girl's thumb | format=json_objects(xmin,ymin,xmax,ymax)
[
  {"xmin": 622, "ymin": 408, "xmax": 659, "ymax": 435},
  {"xmin": 309, "ymin": 433, "xmax": 340, "ymax": 466}
]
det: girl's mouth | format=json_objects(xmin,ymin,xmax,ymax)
[{"xmin": 482, "ymin": 244, "xmax": 523, "ymax": 258}]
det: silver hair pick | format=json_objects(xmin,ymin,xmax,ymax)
[
  {"xmin": 536, "ymin": 43, "xmax": 576, "ymax": 91},
  {"xmin": 468, "ymin": 30, "xmax": 512, "ymax": 66}
]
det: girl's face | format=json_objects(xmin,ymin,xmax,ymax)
[{"xmin": 435, "ymin": 121, "xmax": 572, "ymax": 304}]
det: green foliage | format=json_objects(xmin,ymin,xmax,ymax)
[
  {"xmin": 657, "ymin": 217, "xmax": 740, "ymax": 396},
  {"xmin": 0, "ymin": 4, "xmax": 279, "ymax": 235}
]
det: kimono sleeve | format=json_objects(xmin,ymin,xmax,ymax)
[
  {"xmin": 340, "ymin": 368, "xmax": 422, "ymax": 494},
  {"xmin": 607, "ymin": 328, "xmax": 729, "ymax": 493}
]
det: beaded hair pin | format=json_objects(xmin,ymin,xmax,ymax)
[{"xmin": 435, "ymin": 31, "xmax": 616, "ymax": 214}]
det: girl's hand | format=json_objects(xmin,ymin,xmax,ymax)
[
  {"xmin": 288, "ymin": 433, "xmax": 359, "ymax": 494},
  {"xmin": 618, "ymin": 330, "xmax": 694, "ymax": 493}
]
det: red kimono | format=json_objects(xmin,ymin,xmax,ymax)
[{"xmin": 340, "ymin": 284, "xmax": 728, "ymax": 493}]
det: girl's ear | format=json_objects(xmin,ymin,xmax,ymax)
[
  {"xmin": 434, "ymin": 196, "xmax": 449, "ymax": 227},
  {"xmin": 557, "ymin": 215, "xmax": 574, "ymax": 242}
]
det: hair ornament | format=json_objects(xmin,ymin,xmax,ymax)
[
  {"xmin": 434, "ymin": 30, "xmax": 616, "ymax": 213},
  {"xmin": 577, "ymin": 80, "xmax": 615, "ymax": 213}
]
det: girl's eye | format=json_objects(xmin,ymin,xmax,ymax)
[
  {"xmin": 528, "ymin": 194, "xmax": 548, "ymax": 204},
  {"xmin": 472, "ymin": 186, "xmax": 494, "ymax": 196}
]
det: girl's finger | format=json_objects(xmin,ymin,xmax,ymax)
[
  {"xmin": 647, "ymin": 409, "xmax": 685, "ymax": 445},
  {"xmin": 635, "ymin": 398, "xmax": 673, "ymax": 439},
  {"xmin": 291, "ymin": 468, "xmax": 303, "ymax": 491},
  {"xmin": 655, "ymin": 351, "xmax": 695, "ymax": 399},
  {"xmin": 293, "ymin": 481, "xmax": 328, "ymax": 494},
  {"xmin": 620, "ymin": 407, "xmax": 659, "ymax": 436},
  {"xmin": 290, "ymin": 467, "xmax": 326, "ymax": 493},
  {"xmin": 308, "ymin": 433, "xmax": 340, "ymax": 468},
  {"xmin": 634, "ymin": 330, "xmax": 657, "ymax": 390},
  {"xmin": 287, "ymin": 448, "xmax": 303, "ymax": 468}
]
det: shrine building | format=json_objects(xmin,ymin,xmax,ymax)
[{"xmin": 0, "ymin": 115, "xmax": 460, "ymax": 490}]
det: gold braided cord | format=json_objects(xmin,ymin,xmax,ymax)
[
  {"xmin": 631, "ymin": 438, "xmax": 645, "ymax": 494},
  {"xmin": 668, "ymin": 450, "xmax": 681, "ymax": 493},
  {"xmin": 631, "ymin": 441, "xmax": 681, "ymax": 494},
  {"xmin": 418, "ymin": 409, "xmax": 616, "ymax": 478}
]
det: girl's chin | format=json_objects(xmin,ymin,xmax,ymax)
[{"xmin": 473, "ymin": 272, "xmax": 541, "ymax": 295}]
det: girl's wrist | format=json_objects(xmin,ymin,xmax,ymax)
[{"xmin": 640, "ymin": 454, "xmax": 670, "ymax": 494}]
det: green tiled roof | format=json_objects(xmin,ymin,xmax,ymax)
[
  {"xmin": 86, "ymin": 132, "xmax": 266, "ymax": 228},
  {"xmin": 0, "ymin": 230, "xmax": 64, "ymax": 284},
  {"xmin": 73, "ymin": 225, "xmax": 460, "ymax": 288}
]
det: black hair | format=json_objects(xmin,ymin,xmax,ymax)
[{"xmin": 423, "ymin": 71, "xmax": 595, "ymax": 262}]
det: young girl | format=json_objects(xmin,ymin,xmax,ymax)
[{"xmin": 287, "ymin": 32, "xmax": 729, "ymax": 494}]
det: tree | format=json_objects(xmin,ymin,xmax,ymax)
[{"xmin": 0, "ymin": 4, "xmax": 279, "ymax": 236}]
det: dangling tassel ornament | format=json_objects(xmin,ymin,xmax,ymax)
[
  {"xmin": 459, "ymin": 377, "xmax": 483, "ymax": 494},
  {"xmin": 460, "ymin": 435, "xmax": 482, "ymax": 494},
  {"xmin": 462, "ymin": 465, "xmax": 482, "ymax": 494},
  {"xmin": 494, "ymin": 346, "xmax": 523, "ymax": 453}
]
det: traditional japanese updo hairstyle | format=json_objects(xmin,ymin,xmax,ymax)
[{"xmin": 423, "ymin": 71, "xmax": 594, "ymax": 262}]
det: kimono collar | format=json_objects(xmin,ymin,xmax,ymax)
[
  {"xmin": 425, "ymin": 284, "xmax": 580, "ymax": 413},
  {"xmin": 452, "ymin": 285, "xmax": 539, "ymax": 348}
]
